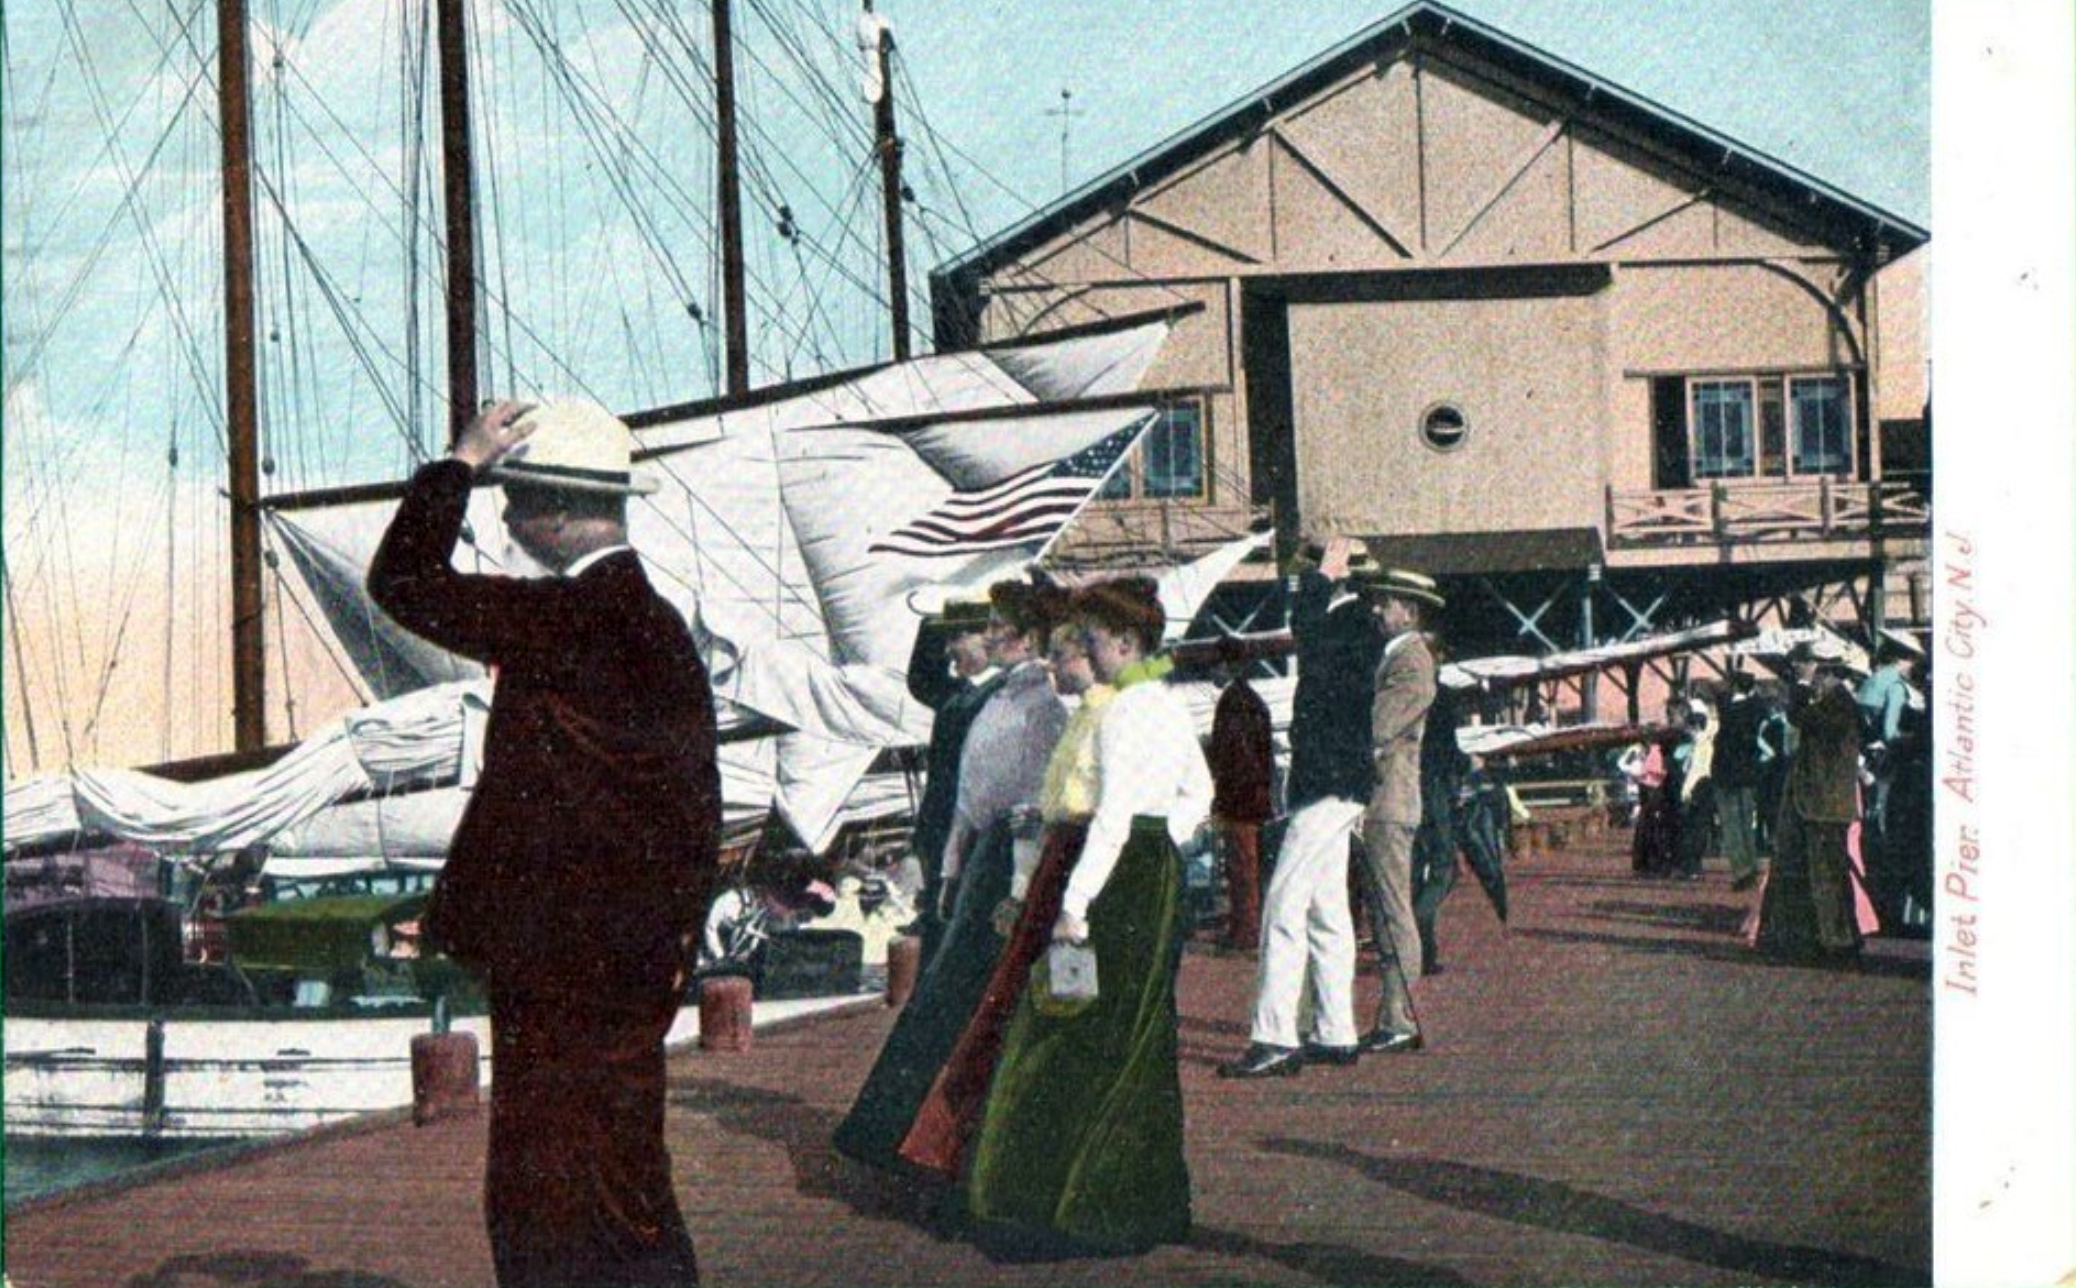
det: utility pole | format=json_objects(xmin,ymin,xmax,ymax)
[
  {"xmin": 218, "ymin": 0, "xmax": 266, "ymax": 753},
  {"xmin": 862, "ymin": 3, "xmax": 910, "ymax": 361},
  {"xmin": 437, "ymin": 0, "xmax": 481, "ymax": 442},
  {"xmin": 713, "ymin": 0, "xmax": 751, "ymax": 396}
]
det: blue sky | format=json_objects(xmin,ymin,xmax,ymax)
[
  {"xmin": 904, "ymin": 1, "xmax": 1928, "ymax": 227},
  {"xmin": 4, "ymin": 0, "xmax": 1930, "ymax": 492},
  {"xmin": 0, "ymin": 0, "xmax": 1932, "ymax": 767}
]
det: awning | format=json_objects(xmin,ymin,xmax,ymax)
[{"xmin": 1360, "ymin": 528, "xmax": 1604, "ymax": 576}]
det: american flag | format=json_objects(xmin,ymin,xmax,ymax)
[{"xmin": 867, "ymin": 417, "xmax": 1149, "ymax": 559}]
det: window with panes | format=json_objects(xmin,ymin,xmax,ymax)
[{"xmin": 1097, "ymin": 401, "xmax": 1207, "ymax": 500}]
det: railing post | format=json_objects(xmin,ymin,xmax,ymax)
[
  {"xmin": 1819, "ymin": 477, "xmax": 1834, "ymax": 533},
  {"xmin": 1711, "ymin": 482, "xmax": 1729, "ymax": 541},
  {"xmin": 1869, "ymin": 480, "xmax": 1886, "ymax": 534},
  {"xmin": 143, "ymin": 1018, "xmax": 168, "ymax": 1137},
  {"xmin": 1604, "ymin": 483, "xmax": 1617, "ymax": 543}
]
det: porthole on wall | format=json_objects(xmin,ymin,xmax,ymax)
[{"xmin": 1420, "ymin": 402, "xmax": 1468, "ymax": 452}]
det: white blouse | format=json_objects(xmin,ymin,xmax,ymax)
[{"xmin": 1059, "ymin": 678, "xmax": 1213, "ymax": 925}]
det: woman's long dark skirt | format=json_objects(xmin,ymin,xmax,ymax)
[
  {"xmin": 832, "ymin": 817, "xmax": 1014, "ymax": 1173},
  {"xmin": 962, "ymin": 817, "xmax": 1190, "ymax": 1253},
  {"xmin": 1631, "ymin": 785, "xmax": 1682, "ymax": 874}
]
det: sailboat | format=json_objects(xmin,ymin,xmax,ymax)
[{"xmin": 3, "ymin": 1, "xmax": 1265, "ymax": 1140}]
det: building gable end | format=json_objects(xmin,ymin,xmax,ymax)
[
  {"xmin": 1572, "ymin": 132, "xmax": 1708, "ymax": 255},
  {"xmin": 1414, "ymin": 56, "xmax": 1564, "ymax": 258},
  {"xmin": 1433, "ymin": 121, "xmax": 1574, "ymax": 264},
  {"xmin": 1005, "ymin": 219, "xmax": 1133, "ymax": 288},
  {"xmin": 1131, "ymin": 140, "xmax": 1274, "ymax": 265},
  {"xmin": 1714, "ymin": 201, "xmax": 1832, "ymax": 259},
  {"xmin": 1275, "ymin": 58, "xmax": 1425, "ymax": 256},
  {"xmin": 1268, "ymin": 132, "xmax": 1419, "ymax": 270}
]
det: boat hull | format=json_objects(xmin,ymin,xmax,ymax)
[{"xmin": 3, "ymin": 995, "xmax": 850, "ymax": 1140}]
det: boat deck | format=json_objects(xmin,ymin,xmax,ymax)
[{"xmin": 2, "ymin": 830, "xmax": 1930, "ymax": 1287}]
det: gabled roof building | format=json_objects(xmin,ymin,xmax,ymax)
[{"xmin": 930, "ymin": 2, "xmax": 1929, "ymax": 697}]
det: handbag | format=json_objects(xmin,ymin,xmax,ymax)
[{"xmin": 1033, "ymin": 939, "xmax": 1099, "ymax": 1016}]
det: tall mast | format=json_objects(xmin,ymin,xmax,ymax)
[
  {"xmin": 864, "ymin": 4, "xmax": 910, "ymax": 361},
  {"xmin": 218, "ymin": 0, "xmax": 266, "ymax": 753},
  {"xmin": 713, "ymin": 0, "xmax": 751, "ymax": 396},
  {"xmin": 437, "ymin": 0, "xmax": 481, "ymax": 442}
]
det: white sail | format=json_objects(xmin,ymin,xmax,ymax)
[
  {"xmin": 1158, "ymin": 529, "xmax": 1273, "ymax": 642},
  {"xmin": 5, "ymin": 634, "xmax": 1293, "ymax": 863},
  {"xmin": 3, "ymin": 682, "xmax": 478, "ymax": 857},
  {"xmin": 10, "ymin": 320, "xmax": 1265, "ymax": 859},
  {"xmin": 267, "ymin": 320, "xmax": 1182, "ymax": 848}
]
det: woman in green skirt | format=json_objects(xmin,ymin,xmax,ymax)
[{"xmin": 961, "ymin": 576, "xmax": 1213, "ymax": 1253}]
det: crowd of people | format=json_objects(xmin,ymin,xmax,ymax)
[
  {"xmin": 369, "ymin": 396, "xmax": 1929, "ymax": 1282},
  {"xmin": 1620, "ymin": 631, "xmax": 1933, "ymax": 963},
  {"xmin": 836, "ymin": 573, "xmax": 1211, "ymax": 1253},
  {"xmin": 825, "ymin": 534, "xmax": 1502, "ymax": 1256}
]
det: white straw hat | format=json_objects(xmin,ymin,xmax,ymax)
[
  {"xmin": 488, "ymin": 398, "xmax": 657, "ymax": 495},
  {"xmin": 1354, "ymin": 566, "xmax": 1446, "ymax": 609}
]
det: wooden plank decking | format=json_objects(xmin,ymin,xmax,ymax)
[{"xmin": 3, "ymin": 832, "xmax": 1930, "ymax": 1287}]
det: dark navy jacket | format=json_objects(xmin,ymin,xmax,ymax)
[{"xmin": 1284, "ymin": 569, "xmax": 1385, "ymax": 810}]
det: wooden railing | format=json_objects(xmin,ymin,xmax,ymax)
[
  {"xmin": 1052, "ymin": 500, "xmax": 1272, "ymax": 569},
  {"xmin": 1606, "ymin": 479, "xmax": 1930, "ymax": 548}
]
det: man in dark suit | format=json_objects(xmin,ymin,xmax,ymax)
[
  {"xmin": 1219, "ymin": 537, "xmax": 1384, "ymax": 1078},
  {"xmin": 1207, "ymin": 663, "xmax": 1275, "ymax": 951},
  {"xmin": 902, "ymin": 597, "xmax": 1003, "ymax": 963},
  {"xmin": 1356, "ymin": 569, "xmax": 1444, "ymax": 1054},
  {"xmin": 1713, "ymin": 670, "xmax": 1769, "ymax": 891},
  {"xmin": 369, "ymin": 397, "xmax": 719, "ymax": 1287}
]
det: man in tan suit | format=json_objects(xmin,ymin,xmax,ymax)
[{"xmin": 1355, "ymin": 569, "xmax": 1444, "ymax": 1054}]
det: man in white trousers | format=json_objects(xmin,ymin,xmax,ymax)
[{"xmin": 1218, "ymin": 537, "xmax": 1385, "ymax": 1078}]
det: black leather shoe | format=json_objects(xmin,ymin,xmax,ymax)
[
  {"xmin": 1217, "ymin": 1043, "xmax": 1305, "ymax": 1078},
  {"xmin": 1301, "ymin": 1041, "xmax": 1360, "ymax": 1067},
  {"xmin": 1359, "ymin": 1027, "xmax": 1424, "ymax": 1056}
]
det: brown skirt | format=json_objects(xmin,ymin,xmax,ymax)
[{"xmin": 897, "ymin": 821, "xmax": 1088, "ymax": 1176}]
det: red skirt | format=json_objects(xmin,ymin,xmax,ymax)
[{"xmin": 898, "ymin": 821, "xmax": 1088, "ymax": 1176}]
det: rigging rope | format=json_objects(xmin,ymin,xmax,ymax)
[{"xmin": 79, "ymin": 472, "xmax": 174, "ymax": 756}]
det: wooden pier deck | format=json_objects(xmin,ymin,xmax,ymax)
[{"xmin": 3, "ymin": 831, "xmax": 1930, "ymax": 1287}]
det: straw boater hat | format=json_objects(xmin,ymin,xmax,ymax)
[
  {"xmin": 1354, "ymin": 566, "xmax": 1446, "ymax": 610},
  {"xmin": 1788, "ymin": 635, "xmax": 1848, "ymax": 665},
  {"xmin": 488, "ymin": 397, "xmax": 658, "ymax": 495}
]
